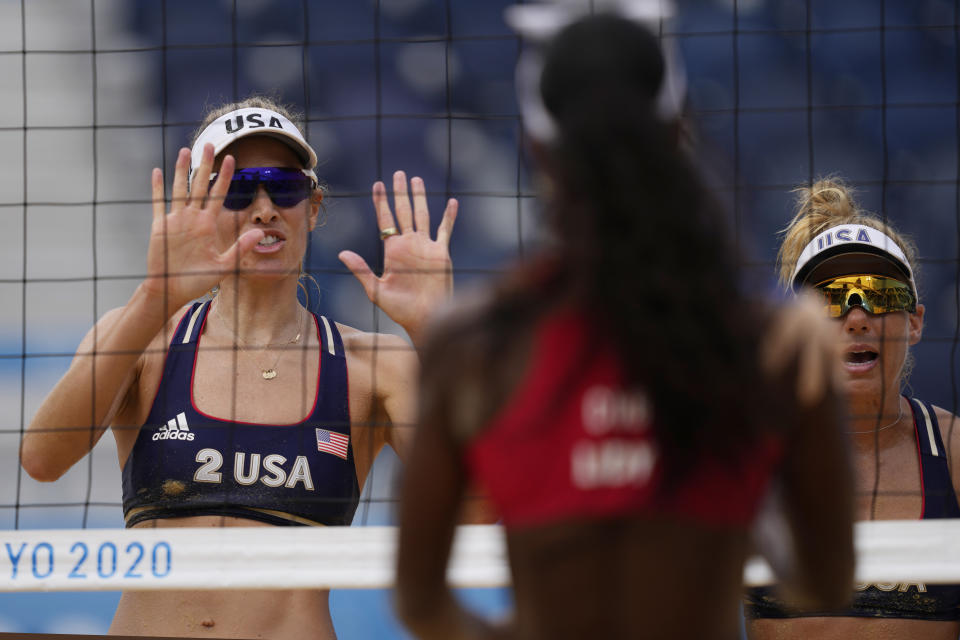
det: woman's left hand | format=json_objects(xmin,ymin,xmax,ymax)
[
  {"xmin": 339, "ymin": 170, "xmax": 458, "ymax": 345},
  {"xmin": 760, "ymin": 291, "xmax": 842, "ymax": 407}
]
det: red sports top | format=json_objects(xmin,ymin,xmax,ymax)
[{"xmin": 464, "ymin": 309, "xmax": 782, "ymax": 529}]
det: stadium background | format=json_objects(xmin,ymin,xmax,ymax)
[{"xmin": 0, "ymin": 0, "xmax": 957, "ymax": 635}]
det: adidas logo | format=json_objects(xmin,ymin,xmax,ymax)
[{"xmin": 152, "ymin": 412, "xmax": 195, "ymax": 441}]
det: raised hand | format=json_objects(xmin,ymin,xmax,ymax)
[
  {"xmin": 760, "ymin": 291, "xmax": 842, "ymax": 407},
  {"xmin": 338, "ymin": 170, "xmax": 458, "ymax": 343},
  {"xmin": 143, "ymin": 144, "xmax": 265, "ymax": 311}
]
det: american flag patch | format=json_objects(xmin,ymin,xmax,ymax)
[{"xmin": 316, "ymin": 428, "xmax": 349, "ymax": 460}]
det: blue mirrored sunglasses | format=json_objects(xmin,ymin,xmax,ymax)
[{"xmin": 208, "ymin": 167, "xmax": 316, "ymax": 211}]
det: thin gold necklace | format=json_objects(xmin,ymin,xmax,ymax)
[
  {"xmin": 847, "ymin": 402, "xmax": 904, "ymax": 434},
  {"xmin": 214, "ymin": 304, "xmax": 304, "ymax": 380}
]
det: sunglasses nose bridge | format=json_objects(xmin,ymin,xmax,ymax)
[
  {"xmin": 842, "ymin": 287, "xmax": 872, "ymax": 314},
  {"xmin": 221, "ymin": 169, "xmax": 312, "ymax": 211},
  {"xmin": 249, "ymin": 184, "xmax": 280, "ymax": 220}
]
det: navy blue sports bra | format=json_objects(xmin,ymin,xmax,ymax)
[
  {"xmin": 744, "ymin": 397, "xmax": 960, "ymax": 621},
  {"xmin": 121, "ymin": 301, "xmax": 359, "ymax": 527}
]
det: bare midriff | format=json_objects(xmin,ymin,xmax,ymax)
[{"xmin": 110, "ymin": 515, "xmax": 337, "ymax": 640}]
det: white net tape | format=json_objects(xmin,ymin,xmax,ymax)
[
  {"xmin": 0, "ymin": 520, "xmax": 955, "ymax": 592},
  {"xmin": 0, "ymin": 525, "xmax": 507, "ymax": 592}
]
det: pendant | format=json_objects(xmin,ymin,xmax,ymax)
[{"xmin": 262, "ymin": 369, "xmax": 278, "ymax": 380}]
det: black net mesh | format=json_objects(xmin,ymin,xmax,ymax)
[{"xmin": 0, "ymin": 0, "xmax": 958, "ymax": 633}]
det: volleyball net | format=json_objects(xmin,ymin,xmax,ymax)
[
  {"xmin": 1, "ymin": 0, "xmax": 960, "ymax": 623},
  {"xmin": 1, "ymin": 520, "xmax": 960, "ymax": 593}
]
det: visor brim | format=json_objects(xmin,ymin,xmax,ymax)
[{"xmin": 794, "ymin": 247, "xmax": 915, "ymax": 295}]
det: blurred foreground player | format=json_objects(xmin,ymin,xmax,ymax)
[{"xmin": 395, "ymin": 6, "xmax": 855, "ymax": 640}]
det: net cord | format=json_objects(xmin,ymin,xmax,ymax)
[{"xmin": 0, "ymin": 521, "xmax": 956, "ymax": 592}]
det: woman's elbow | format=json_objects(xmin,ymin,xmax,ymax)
[
  {"xmin": 19, "ymin": 438, "xmax": 67, "ymax": 482},
  {"xmin": 793, "ymin": 544, "xmax": 856, "ymax": 612},
  {"xmin": 394, "ymin": 578, "xmax": 449, "ymax": 638},
  {"xmin": 816, "ymin": 551, "xmax": 855, "ymax": 611},
  {"xmin": 395, "ymin": 580, "xmax": 427, "ymax": 624},
  {"xmin": 395, "ymin": 592, "xmax": 430, "ymax": 637}
]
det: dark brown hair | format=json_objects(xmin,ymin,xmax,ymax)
[{"xmin": 488, "ymin": 15, "xmax": 773, "ymax": 481}]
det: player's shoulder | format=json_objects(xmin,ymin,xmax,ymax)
[
  {"xmin": 138, "ymin": 302, "xmax": 201, "ymax": 367},
  {"xmin": 931, "ymin": 403, "xmax": 960, "ymax": 436},
  {"xmin": 930, "ymin": 404, "xmax": 960, "ymax": 492},
  {"xmin": 930, "ymin": 403, "xmax": 957, "ymax": 418},
  {"xmin": 334, "ymin": 322, "xmax": 418, "ymax": 391},
  {"xmin": 88, "ymin": 301, "xmax": 193, "ymax": 350},
  {"xmin": 335, "ymin": 321, "xmax": 411, "ymax": 353}
]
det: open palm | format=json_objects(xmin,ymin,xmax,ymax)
[
  {"xmin": 339, "ymin": 171, "xmax": 457, "ymax": 341},
  {"xmin": 143, "ymin": 145, "xmax": 264, "ymax": 311}
]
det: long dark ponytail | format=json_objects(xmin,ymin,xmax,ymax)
[{"xmin": 512, "ymin": 15, "xmax": 770, "ymax": 481}]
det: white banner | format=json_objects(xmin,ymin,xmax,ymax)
[{"xmin": 1, "ymin": 521, "xmax": 959, "ymax": 591}]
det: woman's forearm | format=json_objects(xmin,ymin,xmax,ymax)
[{"xmin": 21, "ymin": 284, "xmax": 174, "ymax": 481}]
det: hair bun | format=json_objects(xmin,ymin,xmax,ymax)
[{"xmin": 798, "ymin": 179, "xmax": 857, "ymax": 221}]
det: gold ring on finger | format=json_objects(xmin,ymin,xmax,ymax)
[{"xmin": 379, "ymin": 227, "xmax": 400, "ymax": 240}]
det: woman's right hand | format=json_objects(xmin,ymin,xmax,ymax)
[{"xmin": 143, "ymin": 144, "xmax": 265, "ymax": 310}]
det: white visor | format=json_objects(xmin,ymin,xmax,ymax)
[
  {"xmin": 505, "ymin": 0, "xmax": 685, "ymax": 143},
  {"xmin": 791, "ymin": 224, "xmax": 917, "ymax": 300},
  {"xmin": 190, "ymin": 107, "xmax": 318, "ymax": 182}
]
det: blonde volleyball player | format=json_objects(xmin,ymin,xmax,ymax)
[
  {"xmin": 394, "ymin": 12, "xmax": 854, "ymax": 640},
  {"xmin": 745, "ymin": 179, "xmax": 960, "ymax": 639},
  {"xmin": 22, "ymin": 95, "xmax": 458, "ymax": 639}
]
